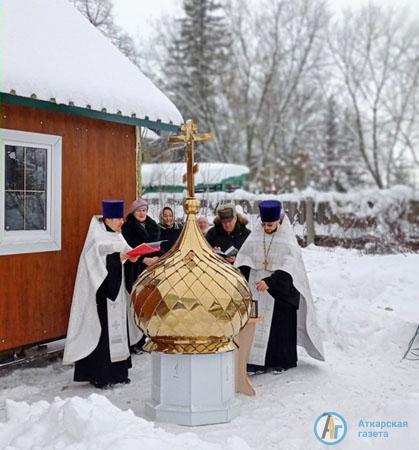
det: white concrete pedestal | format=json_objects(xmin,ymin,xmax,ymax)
[{"xmin": 146, "ymin": 351, "xmax": 239, "ymax": 426}]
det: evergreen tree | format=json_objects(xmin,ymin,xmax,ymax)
[{"xmin": 163, "ymin": 0, "xmax": 232, "ymax": 161}]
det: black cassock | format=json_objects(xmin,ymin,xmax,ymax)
[
  {"xmin": 74, "ymin": 249, "xmax": 132, "ymax": 386},
  {"xmin": 240, "ymin": 266, "xmax": 300, "ymax": 371}
]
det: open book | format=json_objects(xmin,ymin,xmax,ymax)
[
  {"xmin": 216, "ymin": 246, "xmax": 239, "ymax": 258},
  {"xmin": 127, "ymin": 240, "xmax": 167, "ymax": 258}
]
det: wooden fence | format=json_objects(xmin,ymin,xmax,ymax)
[{"xmin": 147, "ymin": 196, "xmax": 419, "ymax": 251}]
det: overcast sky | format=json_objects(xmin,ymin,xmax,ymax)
[{"xmin": 113, "ymin": 0, "xmax": 419, "ymax": 40}]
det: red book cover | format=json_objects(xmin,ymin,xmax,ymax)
[{"xmin": 126, "ymin": 241, "xmax": 165, "ymax": 258}]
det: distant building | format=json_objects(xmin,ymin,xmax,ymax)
[
  {"xmin": 0, "ymin": 0, "xmax": 182, "ymax": 352},
  {"xmin": 142, "ymin": 162, "xmax": 249, "ymax": 193}
]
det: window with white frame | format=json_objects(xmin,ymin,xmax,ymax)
[{"xmin": 0, "ymin": 129, "xmax": 61, "ymax": 255}]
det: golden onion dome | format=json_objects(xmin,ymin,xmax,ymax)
[{"xmin": 131, "ymin": 197, "xmax": 252, "ymax": 353}]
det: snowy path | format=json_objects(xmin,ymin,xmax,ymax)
[{"xmin": 1, "ymin": 247, "xmax": 418, "ymax": 449}]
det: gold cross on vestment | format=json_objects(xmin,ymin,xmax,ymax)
[{"xmin": 168, "ymin": 120, "xmax": 212, "ymax": 198}]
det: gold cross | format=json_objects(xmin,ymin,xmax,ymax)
[{"xmin": 168, "ymin": 120, "xmax": 212, "ymax": 198}]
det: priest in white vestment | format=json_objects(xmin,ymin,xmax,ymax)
[
  {"xmin": 235, "ymin": 200, "xmax": 324, "ymax": 374},
  {"xmin": 63, "ymin": 200, "xmax": 142, "ymax": 388}
]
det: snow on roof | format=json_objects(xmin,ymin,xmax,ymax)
[
  {"xmin": 142, "ymin": 163, "xmax": 250, "ymax": 187},
  {"xmin": 1, "ymin": 0, "xmax": 182, "ymax": 126}
]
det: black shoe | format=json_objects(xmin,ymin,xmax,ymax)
[
  {"xmin": 247, "ymin": 364, "xmax": 265, "ymax": 375},
  {"xmin": 272, "ymin": 364, "xmax": 296, "ymax": 374},
  {"xmin": 132, "ymin": 348, "xmax": 144, "ymax": 355},
  {"xmin": 130, "ymin": 343, "xmax": 144, "ymax": 355},
  {"xmin": 91, "ymin": 381, "xmax": 113, "ymax": 389}
]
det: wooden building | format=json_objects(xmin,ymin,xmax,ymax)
[{"xmin": 0, "ymin": 0, "xmax": 182, "ymax": 352}]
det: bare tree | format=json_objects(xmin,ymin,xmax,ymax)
[
  {"xmin": 139, "ymin": 0, "xmax": 330, "ymax": 182},
  {"xmin": 70, "ymin": 0, "xmax": 140, "ymax": 65},
  {"xmin": 137, "ymin": 0, "xmax": 419, "ymax": 192},
  {"xmin": 227, "ymin": 0, "xmax": 330, "ymax": 191},
  {"xmin": 310, "ymin": 97, "xmax": 368, "ymax": 192},
  {"xmin": 328, "ymin": 3, "xmax": 419, "ymax": 188}
]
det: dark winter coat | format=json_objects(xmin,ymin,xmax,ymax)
[
  {"xmin": 205, "ymin": 214, "xmax": 251, "ymax": 252},
  {"xmin": 158, "ymin": 222, "xmax": 183, "ymax": 253},
  {"xmin": 122, "ymin": 214, "xmax": 161, "ymax": 293},
  {"xmin": 122, "ymin": 214, "xmax": 161, "ymax": 248}
]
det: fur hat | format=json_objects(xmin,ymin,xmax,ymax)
[{"xmin": 216, "ymin": 203, "xmax": 237, "ymax": 222}]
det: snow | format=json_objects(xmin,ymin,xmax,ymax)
[
  {"xmin": 142, "ymin": 163, "xmax": 250, "ymax": 188},
  {"xmin": 1, "ymin": 247, "xmax": 418, "ymax": 449},
  {"xmin": 1, "ymin": 0, "xmax": 182, "ymax": 125},
  {"xmin": 144, "ymin": 185, "xmax": 419, "ymax": 209},
  {"xmin": 0, "ymin": 395, "xmax": 249, "ymax": 450},
  {"xmin": 144, "ymin": 186, "xmax": 419, "ymax": 247}
]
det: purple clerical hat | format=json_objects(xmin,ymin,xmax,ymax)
[
  {"xmin": 259, "ymin": 200, "xmax": 282, "ymax": 222},
  {"xmin": 102, "ymin": 200, "xmax": 124, "ymax": 219}
]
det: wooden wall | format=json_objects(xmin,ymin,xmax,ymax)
[{"xmin": 0, "ymin": 103, "xmax": 137, "ymax": 351}]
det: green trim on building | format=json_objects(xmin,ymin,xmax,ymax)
[
  {"xmin": 144, "ymin": 186, "xmax": 185, "ymax": 193},
  {"xmin": 219, "ymin": 174, "xmax": 247, "ymax": 188},
  {"xmin": 1, "ymin": 93, "xmax": 181, "ymax": 133},
  {"xmin": 143, "ymin": 174, "xmax": 248, "ymax": 194}
]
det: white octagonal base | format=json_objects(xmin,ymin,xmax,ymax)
[{"xmin": 146, "ymin": 351, "xmax": 239, "ymax": 426}]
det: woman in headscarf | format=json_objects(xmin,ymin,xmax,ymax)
[
  {"xmin": 197, "ymin": 216, "xmax": 210, "ymax": 236},
  {"xmin": 158, "ymin": 206, "xmax": 183, "ymax": 253}
]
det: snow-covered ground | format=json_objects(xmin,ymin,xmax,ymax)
[{"xmin": 1, "ymin": 247, "xmax": 418, "ymax": 449}]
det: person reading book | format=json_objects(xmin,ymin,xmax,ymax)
[
  {"xmin": 206, "ymin": 203, "xmax": 250, "ymax": 264},
  {"xmin": 122, "ymin": 198, "xmax": 161, "ymax": 353},
  {"xmin": 122, "ymin": 198, "xmax": 161, "ymax": 293},
  {"xmin": 63, "ymin": 200, "xmax": 142, "ymax": 389},
  {"xmin": 235, "ymin": 200, "xmax": 324, "ymax": 375}
]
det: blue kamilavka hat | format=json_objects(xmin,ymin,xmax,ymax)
[
  {"xmin": 102, "ymin": 200, "xmax": 124, "ymax": 219},
  {"xmin": 259, "ymin": 200, "xmax": 282, "ymax": 222}
]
